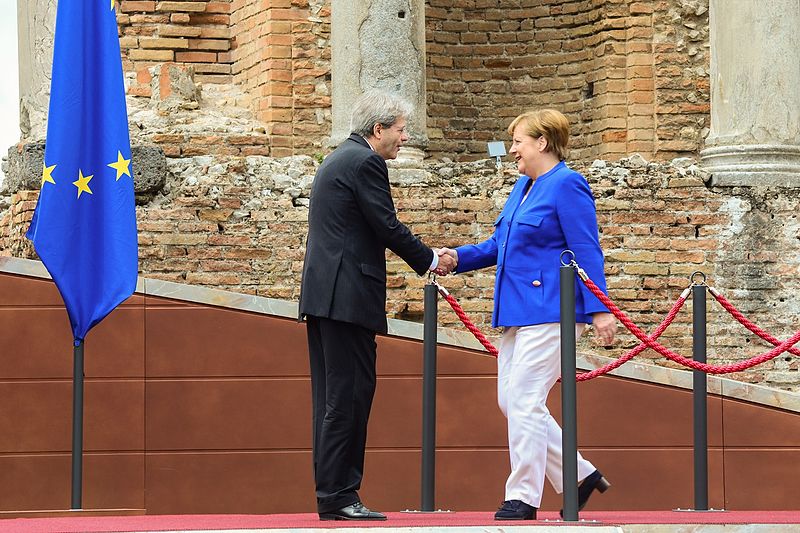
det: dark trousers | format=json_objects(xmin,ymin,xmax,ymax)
[{"xmin": 306, "ymin": 315, "xmax": 378, "ymax": 513}]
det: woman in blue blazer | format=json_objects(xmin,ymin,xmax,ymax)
[{"xmin": 441, "ymin": 109, "xmax": 616, "ymax": 520}]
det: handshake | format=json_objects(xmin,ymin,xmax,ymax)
[{"xmin": 432, "ymin": 248, "xmax": 459, "ymax": 276}]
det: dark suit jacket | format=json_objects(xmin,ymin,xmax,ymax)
[{"xmin": 299, "ymin": 134, "xmax": 433, "ymax": 334}]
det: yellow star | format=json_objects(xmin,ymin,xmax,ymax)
[
  {"xmin": 111, "ymin": 0, "xmax": 115, "ymax": 10},
  {"xmin": 107, "ymin": 151, "xmax": 131, "ymax": 181},
  {"xmin": 42, "ymin": 163, "xmax": 56, "ymax": 187},
  {"xmin": 73, "ymin": 170, "xmax": 94, "ymax": 198}
]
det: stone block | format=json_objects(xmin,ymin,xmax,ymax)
[
  {"xmin": 2, "ymin": 142, "xmax": 45, "ymax": 193},
  {"xmin": 156, "ymin": 1, "xmax": 207, "ymax": 12},
  {"xmin": 157, "ymin": 24, "xmax": 203, "ymax": 37},
  {"xmin": 131, "ymin": 145, "xmax": 168, "ymax": 203},
  {"xmin": 139, "ymin": 37, "xmax": 189, "ymax": 49},
  {"xmin": 175, "ymin": 51, "xmax": 218, "ymax": 63},
  {"xmin": 121, "ymin": 1, "xmax": 156, "ymax": 12},
  {"xmin": 188, "ymin": 39, "xmax": 231, "ymax": 51},
  {"xmin": 129, "ymin": 49, "xmax": 175, "ymax": 61}
]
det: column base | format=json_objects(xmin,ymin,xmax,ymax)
[
  {"xmin": 700, "ymin": 144, "xmax": 800, "ymax": 186},
  {"xmin": 387, "ymin": 147, "xmax": 427, "ymax": 186},
  {"xmin": 389, "ymin": 146, "xmax": 426, "ymax": 168}
]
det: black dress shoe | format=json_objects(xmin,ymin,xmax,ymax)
[
  {"xmin": 319, "ymin": 501, "xmax": 387, "ymax": 521},
  {"xmin": 560, "ymin": 469, "xmax": 611, "ymax": 517},
  {"xmin": 494, "ymin": 499, "xmax": 537, "ymax": 520}
]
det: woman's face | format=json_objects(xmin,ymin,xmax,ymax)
[{"xmin": 509, "ymin": 123, "xmax": 545, "ymax": 176}]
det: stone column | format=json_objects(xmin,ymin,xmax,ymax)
[
  {"xmin": 330, "ymin": 0, "xmax": 427, "ymax": 163},
  {"xmin": 700, "ymin": 0, "xmax": 800, "ymax": 186},
  {"xmin": 17, "ymin": 0, "xmax": 57, "ymax": 141}
]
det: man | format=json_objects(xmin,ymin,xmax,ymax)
[{"xmin": 299, "ymin": 90, "xmax": 455, "ymax": 521}]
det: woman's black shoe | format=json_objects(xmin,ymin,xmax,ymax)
[
  {"xmin": 559, "ymin": 470, "xmax": 611, "ymax": 517},
  {"xmin": 494, "ymin": 499, "xmax": 537, "ymax": 520}
]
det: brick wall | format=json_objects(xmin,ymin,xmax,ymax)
[
  {"xmin": 4, "ymin": 155, "xmax": 798, "ymax": 390},
  {"xmin": 230, "ymin": 0, "xmax": 331, "ymax": 156},
  {"xmin": 0, "ymin": 191, "xmax": 37, "ymax": 260},
  {"xmin": 115, "ymin": 0, "xmax": 710, "ymax": 161},
  {"xmin": 425, "ymin": 0, "xmax": 710, "ymax": 162},
  {"xmin": 119, "ymin": 0, "xmax": 234, "ymax": 98},
  {"xmin": 652, "ymin": 0, "xmax": 710, "ymax": 156},
  {"xmin": 425, "ymin": 0, "xmax": 606, "ymax": 161},
  {"xmin": 126, "ymin": 66, "xmax": 272, "ymax": 158}
]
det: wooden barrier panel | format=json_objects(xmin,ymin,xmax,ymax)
[{"xmin": 0, "ymin": 271, "xmax": 798, "ymax": 513}]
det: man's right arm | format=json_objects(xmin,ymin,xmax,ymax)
[{"xmin": 353, "ymin": 154, "xmax": 433, "ymax": 275}]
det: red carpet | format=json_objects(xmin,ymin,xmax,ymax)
[{"xmin": 2, "ymin": 511, "xmax": 800, "ymax": 533}]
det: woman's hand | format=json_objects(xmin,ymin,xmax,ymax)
[{"xmin": 591, "ymin": 312, "xmax": 617, "ymax": 345}]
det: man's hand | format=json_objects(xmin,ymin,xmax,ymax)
[
  {"xmin": 433, "ymin": 248, "xmax": 458, "ymax": 276},
  {"xmin": 591, "ymin": 312, "xmax": 617, "ymax": 345}
]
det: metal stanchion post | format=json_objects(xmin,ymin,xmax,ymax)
[
  {"xmin": 560, "ymin": 261, "xmax": 579, "ymax": 521},
  {"xmin": 675, "ymin": 273, "xmax": 723, "ymax": 515},
  {"xmin": 692, "ymin": 283, "xmax": 709, "ymax": 511},
  {"xmin": 71, "ymin": 340, "xmax": 84, "ymax": 510},
  {"xmin": 421, "ymin": 282, "xmax": 438, "ymax": 512}
]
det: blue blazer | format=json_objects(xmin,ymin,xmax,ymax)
[{"xmin": 455, "ymin": 161, "xmax": 610, "ymax": 328}]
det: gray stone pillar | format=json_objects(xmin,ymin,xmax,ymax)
[
  {"xmin": 17, "ymin": 0, "xmax": 57, "ymax": 141},
  {"xmin": 330, "ymin": 0, "xmax": 427, "ymax": 162},
  {"xmin": 700, "ymin": 0, "xmax": 800, "ymax": 186}
]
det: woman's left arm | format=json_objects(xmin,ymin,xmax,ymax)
[{"xmin": 556, "ymin": 171, "xmax": 611, "ymax": 315}]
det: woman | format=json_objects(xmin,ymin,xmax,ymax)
[{"xmin": 441, "ymin": 109, "xmax": 616, "ymax": 520}]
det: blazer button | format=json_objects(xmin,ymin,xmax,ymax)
[{"xmin": 532, "ymin": 280, "xmax": 541, "ymax": 286}]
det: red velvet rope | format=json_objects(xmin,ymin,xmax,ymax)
[
  {"xmin": 581, "ymin": 276, "xmax": 800, "ymax": 374},
  {"xmin": 709, "ymin": 288, "xmax": 800, "ymax": 357},
  {"xmin": 440, "ymin": 292, "xmax": 499, "ymax": 357},
  {"xmin": 437, "ymin": 283, "xmax": 688, "ymax": 381},
  {"xmin": 576, "ymin": 294, "xmax": 687, "ymax": 381}
]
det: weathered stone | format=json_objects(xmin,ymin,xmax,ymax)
[
  {"xmin": 150, "ymin": 63, "xmax": 202, "ymax": 110},
  {"xmin": 2, "ymin": 142, "xmax": 45, "ymax": 193},
  {"xmin": 132, "ymin": 145, "xmax": 168, "ymax": 203}
]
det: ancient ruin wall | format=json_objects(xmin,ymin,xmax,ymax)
[
  {"xmin": 111, "ymin": 0, "xmax": 710, "ymax": 162},
  {"xmin": 425, "ymin": 0, "xmax": 711, "ymax": 162},
  {"xmin": 5, "ymin": 0, "xmax": 794, "ymax": 391},
  {"xmin": 230, "ymin": 0, "xmax": 331, "ymax": 156},
  {"xmin": 2, "ymin": 140, "xmax": 798, "ymax": 391},
  {"xmin": 119, "ymin": 0, "xmax": 235, "ymax": 93}
]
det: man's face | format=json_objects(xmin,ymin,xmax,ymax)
[{"xmin": 373, "ymin": 117, "xmax": 409, "ymax": 160}]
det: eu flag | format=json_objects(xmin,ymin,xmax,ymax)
[{"xmin": 26, "ymin": 0, "xmax": 138, "ymax": 344}]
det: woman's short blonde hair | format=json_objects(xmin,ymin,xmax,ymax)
[{"xmin": 507, "ymin": 109, "xmax": 570, "ymax": 161}]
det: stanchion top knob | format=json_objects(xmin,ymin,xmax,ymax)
[{"xmin": 690, "ymin": 271, "xmax": 707, "ymax": 286}]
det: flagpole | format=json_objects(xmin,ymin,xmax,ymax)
[
  {"xmin": 26, "ymin": 0, "xmax": 138, "ymax": 511},
  {"xmin": 71, "ymin": 340, "xmax": 84, "ymax": 510}
]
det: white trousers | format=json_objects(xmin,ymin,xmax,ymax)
[{"xmin": 498, "ymin": 323, "xmax": 596, "ymax": 508}]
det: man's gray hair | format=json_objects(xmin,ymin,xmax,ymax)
[{"xmin": 350, "ymin": 89, "xmax": 413, "ymax": 137}]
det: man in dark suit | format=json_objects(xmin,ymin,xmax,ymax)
[{"xmin": 299, "ymin": 90, "xmax": 455, "ymax": 521}]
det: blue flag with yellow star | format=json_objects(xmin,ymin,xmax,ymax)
[{"xmin": 26, "ymin": 0, "xmax": 138, "ymax": 343}]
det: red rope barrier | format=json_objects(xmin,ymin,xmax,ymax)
[
  {"xmin": 439, "ymin": 290, "xmax": 498, "ymax": 357},
  {"xmin": 576, "ymin": 293, "xmax": 687, "ymax": 381},
  {"xmin": 581, "ymin": 276, "xmax": 800, "ymax": 374},
  {"xmin": 709, "ymin": 287, "xmax": 800, "ymax": 357},
  {"xmin": 434, "ymin": 281, "xmax": 689, "ymax": 381},
  {"xmin": 433, "ymin": 260, "xmax": 800, "ymax": 376}
]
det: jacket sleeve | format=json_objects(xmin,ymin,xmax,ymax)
[
  {"xmin": 454, "ymin": 231, "xmax": 499, "ymax": 274},
  {"xmin": 353, "ymin": 153, "xmax": 433, "ymax": 275},
  {"xmin": 555, "ymin": 172, "xmax": 610, "ymax": 315},
  {"xmin": 453, "ymin": 183, "xmax": 523, "ymax": 274}
]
